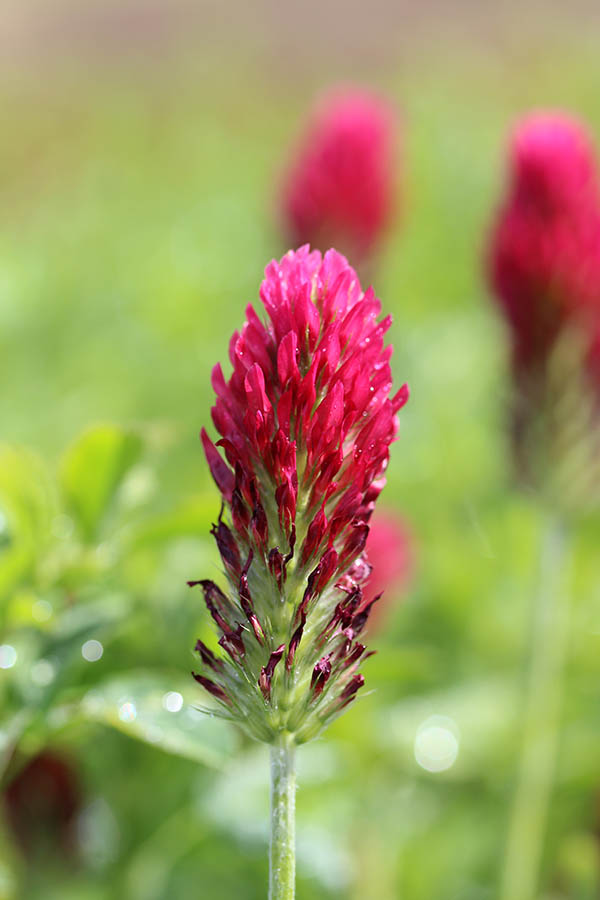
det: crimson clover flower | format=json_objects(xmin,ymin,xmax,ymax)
[
  {"xmin": 490, "ymin": 112, "xmax": 600, "ymax": 376},
  {"xmin": 488, "ymin": 112, "xmax": 600, "ymax": 495},
  {"xmin": 190, "ymin": 246, "xmax": 408, "ymax": 744},
  {"xmin": 280, "ymin": 90, "xmax": 398, "ymax": 269}
]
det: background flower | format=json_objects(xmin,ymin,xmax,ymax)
[
  {"xmin": 489, "ymin": 112, "xmax": 600, "ymax": 376},
  {"xmin": 488, "ymin": 112, "xmax": 600, "ymax": 494},
  {"xmin": 280, "ymin": 90, "xmax": 398, "ymax": 267},
  {"xmin": 361, "ymin": 509, "xmax": 414, "ymax": 627}
]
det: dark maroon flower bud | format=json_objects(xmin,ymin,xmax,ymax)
[
  {"xmin": 304, "ymin": 547, "xmax": 339, "ymax": 600},
  {"xmin": 286, "ymin": 613, "xmax": 306, "ymax": 673},
  {"xmin": 259, "ymin": 644, "xmax": 286, "ymax": 700},
  {"xmin": 319, "ymin": 588, "xmax": 362, "ymax": 645},
  {"xmin": 339, "ymin": 673, "xmax": 365, "ymax": 706},
  {"xmin": 284, "ymin": 525, "xmax": 296, "ymax": 563},
  {"xmin": 339, "ymin": 522, "xmax": 369, "ymax": 569},
  {"xmin": 195, "ymin": 639, "xmax": 224, "ymax": 672},
  {"xmin": 192, "ymin": 672, "xmax": 232, "ymax": 706},
  {"xmin": 335, "ymin": 636, "xmax": 353, "ymax": 661},
  {"xmin": 218, "ymin": 625, "xmax": 246, "ymax": 663},
  {"xmin": 343, "ymin": 643, "xmax": 366, "ymax": 668},
  {"xmin": 300, "ymin": 504, "xmax": 328, "ymax": 566},
  {"xmin": 231, "ymin": 487, "xmax": 251, "ymax": 533},
  {"xmin": 250, "ymin": 502, "xmax": 269, "ymax": 554},
  {"xmin": 336, "ymin": 556, "xmax": 372, "ymax": 594},
  {"xmin": 311, "ymin": 655, "xmax": 332, "ymax": 698},
  {"xmin": 268, "ymin": 547, "xmax": 285, "ymax": 590},
  {"xmin": 189, "ymin": 579, "xmax": 234, "ymax": 635},
  {"xmin": 349, "ymin": 594, "xmax": 382, "ymax": 638},
  {"xmin": 211, "ymin": 518, "xmax": 241, "ymax": 577},
  {"xmin": 239, "ymin": 565, "xmax": 266, "ymax": 645}
]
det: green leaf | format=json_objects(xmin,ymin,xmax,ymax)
[
  {"xmin": 60, "ymin": 425, "xmax": 143, "ymax": 542},
  {"xmin": 79, "ymin": 671, "xmax": 236, "ymax": 768}
]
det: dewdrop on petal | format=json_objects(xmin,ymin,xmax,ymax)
[{"xmin": 190, "ymin": 246, "xmax": 408, "ymax": 744}]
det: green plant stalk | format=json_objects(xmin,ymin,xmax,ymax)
[
  {"xmin": 500, "ymin": 515, "xmax": 572, "ymax": 900},
  {"xmin": 269, "ymin": 732, "xmax": 296, "ymax": 900}
]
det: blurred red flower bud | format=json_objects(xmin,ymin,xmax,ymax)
[
  {"xmin": 488, "ymin": 112, "xmax": 600, "ymax": 498},
  {"xmin": 361, "ymin": 510, "xmax": 414, "ymax": 628},
  {"xmin": 489, "ymin": 112, "xmax": 600, "ymax": 375},
  {"xmin": 281, "ymin": 90, "xmax": 399, "ymax": 267},
  {"xmin": 3, "ymin": 751, "xmax": 81, "ymax": 861}
]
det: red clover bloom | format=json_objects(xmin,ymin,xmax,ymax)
[
  {"xmin": 281, "ymin": 90, "xmax": 398, "ymax": 268},
  {"xmin": 191, "ymin": 246, "xmax": 408, "ymax": 744},
  {"xmin": 490, "ymin": 112, "xmax": 600, "ymax": 377},
  {"xmin": 488, "ymin": 112, "xmax": 600, "ymax": 494}
]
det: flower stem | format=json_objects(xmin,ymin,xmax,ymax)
[
  {"xmin": 500, "ymin": 514, "xmax": 572, "ymax": 900},
  {"xmin": 269, "ymin": 732, "xmax": 296, "ymax": 900}
]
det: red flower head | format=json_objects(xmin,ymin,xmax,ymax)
[
  {"xmin": 191, "ymin": 246, "xmax": 408, "ymax": 743},
  {"xmin": 281, "ymin": 90, "xmax": 398, "ymax": 268},
  {"xmin": 488, "ymin": 112, "xmax": 600, "ymax": 498},
  {"xmin": 489, "ymin": 112, "xmax": 600, "ymax": 374}
]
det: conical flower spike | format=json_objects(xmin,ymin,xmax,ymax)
[
  {"xmin": 488, "ymin": 112, "xmax": 600, "ymax": 502},
  {"xmin": 191, "ymin": 245, "xmax": 408, "ymax": 745}
]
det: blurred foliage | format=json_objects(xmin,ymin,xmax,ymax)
[{"xmin": 2, "ymin": 20, "xmax": 600, "ymax": 900}]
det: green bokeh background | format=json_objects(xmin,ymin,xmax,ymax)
[{"xmin": 1, "ymin": 4, "xmax": 600, "ymax": 898}]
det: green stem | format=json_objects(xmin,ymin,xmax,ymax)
[
  {"xmin": 269, "ymin": 732, "xmax": 296, "ymax": 900},
  {"xmin": 500, "ymin": 515, "xmax": 572, "ymax": 900}
]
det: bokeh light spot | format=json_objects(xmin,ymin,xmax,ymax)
[
  {"xmin": 51, "ymin": 514, "xmax": 74, "ymax": 540},
  {"xmin": 32, "ymin": 599, "xmax": 53, "ymax": 622},
  {"xmin": 118, "ymin": 701, "xmax": 136, "ymax": 723},
  {"xmin": 82, "ymin": 639, "xmax": 104, "ymax": 662},
  {"xmin": 414, "ymin": 715, "xmax": 460, "ymax": 773},
  {"xmin": 31, "ymin": 658, "xmax": 56, "ymax": 686},
  {"xmin": 162, "ymin": 691, "xmax": 184, "ymax": 713},
  {"xmin": 0, "ymin": 645, "xmax": 17, "ymax": 669}
]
